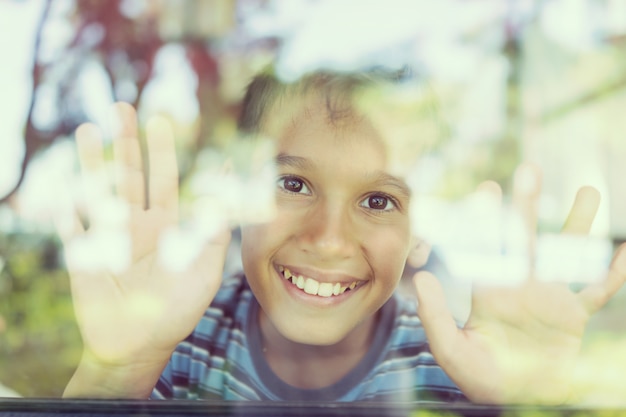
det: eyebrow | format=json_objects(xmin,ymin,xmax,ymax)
[
  {"xmin": 275, "ymin": 153, "xmax": 313, "ymax": 170},
  {"xmin": 275, "ymin": 153, "xmax": 411, "ymax": 199},
  {"xmin": 368, "ymin": 172, "xmax": 412, "ymax": 200}
]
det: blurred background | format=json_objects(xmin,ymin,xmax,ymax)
[{"xmin": 2, "ymin": 0, "xmax": 626, "ymax": 398}]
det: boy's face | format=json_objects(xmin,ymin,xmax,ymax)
[{"xmin": 241, "ymin": 99, "xmax": 414, "ymax": 346}]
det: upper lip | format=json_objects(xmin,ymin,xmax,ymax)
[{"xmin": 276, "ymin": 264, "xmax": 364, "ymax": 285}]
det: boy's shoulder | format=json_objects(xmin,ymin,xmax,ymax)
[
  {"xmin": 153, "ymin": 274, "xmax": 258, "ymax": 400},
  {"xmin": 384, "ymin": 292, "xmax": 428, "ymax": 348},
  {"xmin": 203, "ymin": 273, "xmax": 253, "ymax": 325},
  {"xmin": 212, "ymin": 273, "xmax": 251, "ymax": 303}
]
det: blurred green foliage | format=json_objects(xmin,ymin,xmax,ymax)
[{"xmin": 0, "ymin": 233, "xmax": 81, "ymax": 397}]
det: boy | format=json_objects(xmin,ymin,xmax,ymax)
[{"xmin": 60, "ymin": 68, "xmax": 626, "ymax": 404}]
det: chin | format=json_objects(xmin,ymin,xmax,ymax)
[
  {"xmin": 274, "ymin": 320, "xmax": 355, "ymax": 347},
  {"xmin": 290, "ymin": 333, "xmax": 344, "ymax": 347}
]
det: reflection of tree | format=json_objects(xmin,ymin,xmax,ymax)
[
  {"xmin": 1, "ymin": 0, "xmax": 240, "ymax": 205},
  {"xmin": 10, "ymin": 0, "xmax": 55, "ymax": 207}
]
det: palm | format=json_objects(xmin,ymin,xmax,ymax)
[
  {"xmin": 415, "ymin": 165, "xmax": 626, "ymax": 404},
  {"xmin": 61, "ymin": 103, "xmax": 230, "ymax": 367},
  {"xmin": 459, "ymin": 282, "xmax": 587, "ymax": 403}
]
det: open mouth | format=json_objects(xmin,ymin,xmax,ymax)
[{"xmin": 278, "ymin": 265, "xmax": 361, "ymax": 298}]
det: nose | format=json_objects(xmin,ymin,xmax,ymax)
[{"xmin": 297, "ymin": 200, "xmax": 357, "ymax": 261}]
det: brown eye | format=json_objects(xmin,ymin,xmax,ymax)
[
  {"xmin": 368, "ymin": 196, "xmax": 388, "ymax": 209},
  {"xmin": 277, "ymin": 176, "xmax": 310, "ymax": 194},
  {"xmin": 285, "ymin": 178, "xmax": 303, "ymax": 192},
  {"xmin": 360, "ymin": 194, "xmax": 395, "ymax": 211}
]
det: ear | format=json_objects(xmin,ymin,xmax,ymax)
[{"xmin": 407, "ymin": 237, "xmax": 432, "ymax": 269}]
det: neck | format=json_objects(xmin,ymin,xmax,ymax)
[{"xmin": 258, "ymin": 310, "xmax": 379, "ymax": 389}]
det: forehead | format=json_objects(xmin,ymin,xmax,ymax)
[
  {"xmin": 264, "ymin": 91, "xmax": 419, "ymax": 180},
  {"xmin": 278, "ymin": 97, "xmax": 386, "ymax": 161}
]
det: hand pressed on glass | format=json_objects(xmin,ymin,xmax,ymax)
[
  {"xmin": 59, "ymin": 103, "xmax": 231, "ymax": 398},
  {"xmin": 414, "ymin": 165, "xmax": 626, "ymax": 404}
]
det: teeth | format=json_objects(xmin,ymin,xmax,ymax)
[
  {"xmin": 304, "ymin": 278, "xmax": 319, "ymax": 295},
  {"xmin": 318, "ymin": 282, "xmax": 333, "ymax": 297},
  {"xmin": 280, "ymin": 266, "xmax": 359, "ymax": 298},
  {"xmin": 296, "ymin": 275, "xmax": 305, "ymax": 289}
]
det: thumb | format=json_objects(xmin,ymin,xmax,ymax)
[{"xmin": 414, "ymin": 271, "xmax": 460, "ymax": 362}]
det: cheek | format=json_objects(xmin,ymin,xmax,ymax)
[
  {"xmin": 240, "ymin": 219, "xmax": 290, "ymax": 267},
  {"xmin": 242, "ymin": 205, "xmax": 301, "ymax": 244},
  {"xmin": 363, "ymin": 224, "xmax": 412, "ymax": 280},
  {"xmin": 240, "ymin": 226, "xmax": 265, "ymax": 270}
]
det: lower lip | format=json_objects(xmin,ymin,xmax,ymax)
[{"xmin": 275, "ymin": 268, "xmax": 360, "ymax": 306}]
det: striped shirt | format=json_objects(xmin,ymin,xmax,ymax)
[{"xmin": 151, "ymin": 274, "xmax": 466, "ymax": 402}]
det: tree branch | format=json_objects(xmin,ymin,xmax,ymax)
[{"xmin": 0, "ymin": 0, "xmax": 54, "ymax": 205}]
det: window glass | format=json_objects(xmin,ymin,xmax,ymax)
[{"xmin": 1, "ymin": 0, "xmax": 626, "ymax": 412}]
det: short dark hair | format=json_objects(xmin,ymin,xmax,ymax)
[{"xmin": 237, "ymin": 66, "xmax": 415, "ymax": 135}]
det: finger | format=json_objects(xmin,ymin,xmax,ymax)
[
  {"xmin": 476, "ymin": 180, "xmax": 503, "ymax": 203},
  {"xmin": 578, "ymin": 243, "xmax": 626, "ymax": 314},
  {"xmin": 75, "ymin": 123, "xmax": 111, "ymax": 227},
  {"xmin": 473, "ymin": 181, "xmax": 503, "ymax": 273},
  {"xmin": 146, "ymin": 115, "xmax": 179, "ymax": 217},
  {"xmin": 112, "ymin": 102, "xmax": 145, "ymax": 208},
  {"xmin": 413, "ymin": 271, "xmax": 460, "ymax": 363},
  {"xmin": 53, "ymin": 208, "xmax": 85, "ymax": 246},
  {"xmin": 475, "ymin": 180, "xmax": 503, "ymax": 251},
  {"xmin": 513, "ymin": 162, "xmax": 542, "ymax": 199},
  {"xmin": 76, "ymin": 123, "xmax": 106, "ymax": 177},
  {"xmin": 512, "ymin": 163, "xmax": 542, "ymax": 272},
  {"xmin": 474, "ymin": 179, "xmax": 503, "ymax": 229},
  {"xmin": 407, "ymin": 239, "xmax": 432, "ymax": 269},
  {"xmin": 561, "ymin": 186, "xmax": 600, "ymax": 235}
]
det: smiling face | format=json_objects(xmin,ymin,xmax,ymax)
[{"xmin": 240, "ymin": 93, "xmax": 414, "ymax": 347}]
